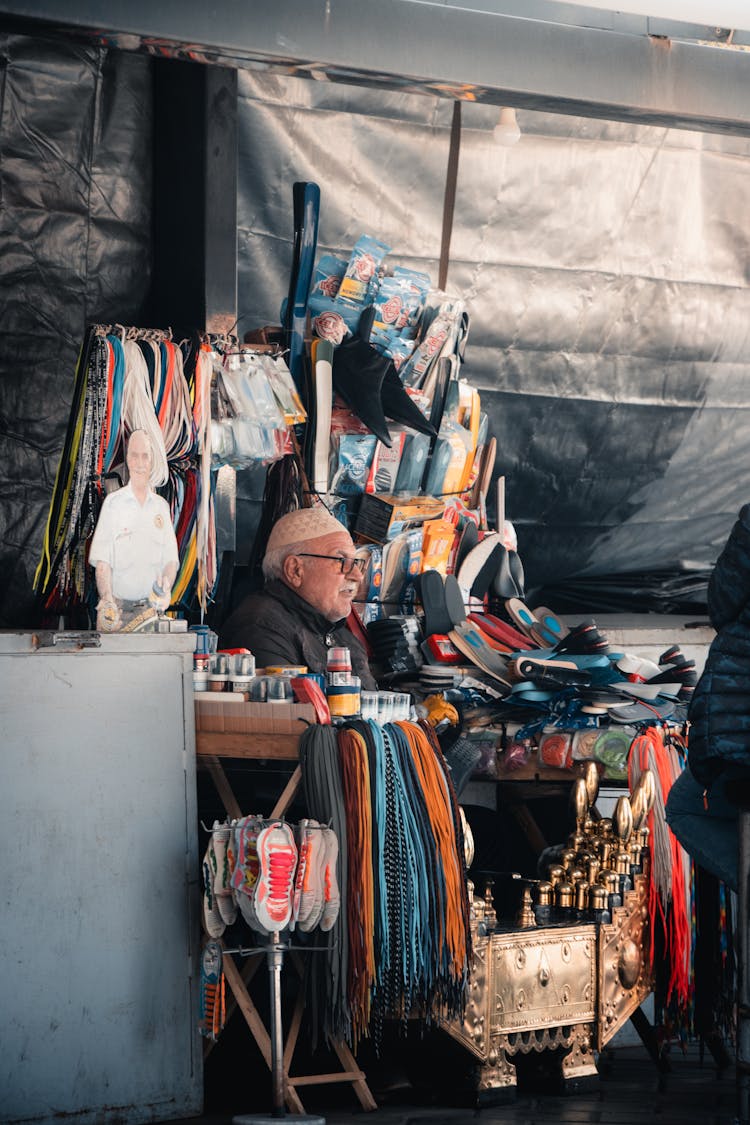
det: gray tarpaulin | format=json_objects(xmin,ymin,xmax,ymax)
[
  {"xmin": 237, "ymin": 72, "xmax": 750, "ymax": 608},
  {"xmin": 3, "ymin": 38, "xmax": 750, "ymax": 625}
]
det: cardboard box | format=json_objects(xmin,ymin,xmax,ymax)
[{"xmin": 195, "ymin": 696, "xmax": 316, "ymax": 735}]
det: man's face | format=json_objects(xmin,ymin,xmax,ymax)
[
  {"xmin": 126, "ymin": 431, "xmax": 152, "ymax": 485},
  {"xmin": 285, "ymin": 530, "xmax": 362, "ymax": 622}
]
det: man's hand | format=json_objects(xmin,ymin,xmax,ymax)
[
  {"xmin": 96, "ymin": 597, "xmax": 122, "ymax": 632},
  {"xmin": 150, "ymin": 572, "xmax": 173, "ymax": 613}
]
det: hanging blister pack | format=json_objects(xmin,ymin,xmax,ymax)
[
  {"xmin": 330, "ymin": 433, "xmax": 378, "ymax": 495},
  {"xmin": 262, "ymin": 354, "xmax": 307, "ymax": 426},
  {"xmin": 337, "ymin": 234, "xmax": 391, "ymax": 306},
  {"xmin": 369, "ymin": 268, "xmax": 431, "ymax": 355},
  {"xmin": 309, "ymin": 294, "xmax": 360, "ymax": 345},
  {"xmin": 311, "ymin": 253, "xmax": 348, "ymax": 299},
  {"xmin": 211, "ymin": 351, "xmax": 288, "ymax": 468}
]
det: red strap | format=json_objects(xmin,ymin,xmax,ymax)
[{"xmin": 347, "ymin": 605, "xmax": 373, "ymax": 657}]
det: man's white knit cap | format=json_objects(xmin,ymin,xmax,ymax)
[{"xmin": 265, "ymin": 506, "xmax": 350, "ymax": 555}]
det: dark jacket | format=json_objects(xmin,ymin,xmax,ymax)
[
  {"xmin": 218, "ymin": 578, "xmax": 376, "ymax": 689},
  {"xmin": 688, "ymin": 503, "xmax": 750, "ymax": 787}
]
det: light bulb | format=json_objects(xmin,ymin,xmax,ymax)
[{"xmin": 493, "ymin": 106, "xmax": 521, "ymax": 147}]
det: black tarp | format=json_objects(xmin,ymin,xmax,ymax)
[{"xmin": 0, "ymin": 33, "xmax": 152, "ymax": 627}]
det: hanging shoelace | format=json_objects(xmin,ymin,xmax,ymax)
[
  {"xmin": 397, "ymin": 720, "xmax": 472, "ymax": 991},
  {"xmin": 629, "ymin": 725, "xmax": 692, "ymax": 1013},
  {"xmin": 337, "ymin": 727, "xmax": 376, "ymax": 1048},
  {"xmin": 39, "ymin": 331, "xmax": 109, "ymax": 607},
  {"xmin": 299, "ymin": 722, "xmax": 351, "ymax": 1047},
  {"xmin": 35, "ymin": 324, "xmax": 220, "ymax": 621},
  {"xmin": 192, "ymin": 343, "xmax": 216, "ymax": 614},
  {"xmin": 120, "ymin": 339, "xmax": 169, "ymax": 486},
  {"xmin": 35, "ymin": 328, "xmax": 97, "ymax": 600}
]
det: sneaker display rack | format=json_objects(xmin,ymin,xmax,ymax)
[{"xmin": 198, "ymin": 773, "xmax": 376, "ymax": 1117}]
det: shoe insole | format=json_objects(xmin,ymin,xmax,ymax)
[
  {"xmin": 420, "ymin": 569, "xmax": 453, "ymax": 637},
  {"xmin": 450, "ymin": 621, "xmax": 512, "ymax": 686},
  {"xmin": 491, "ymin": 544, "xmax": 517, "ymax": 600},
  {"xmin": 471, "ymin": 612, "xmax": 538, "ymax": 652},
  {"xmin": 504, "ymin": 597, "xmax": 540, "ymax": 641},
  {"xmin": 532, "ymin": 605, "xmax": 569, "ymax": 641},
  {"xmin": 444, "ymin": 573, "xmax": 467, "ymax": 627},
  {"xmin": 508, "ymin": 550, "xmax": 525, "ymax": 599},
  {"xmin": 455, "ymin": 520, "xmax": 479, "ymax": 572},
  {"xmin": 457, "ymin": 532, "xmax": 500, "ymax": 598},
  {"xmin": 527, "ymin": 609, "xmax": 569, "ymax": 648}
]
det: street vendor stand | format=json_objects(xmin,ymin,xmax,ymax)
[{"xmin": 194, "ymin": 606, "xmax": 715, "ymax": 1110}]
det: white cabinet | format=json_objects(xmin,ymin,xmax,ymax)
[{"xmin": 0, "ymin": 631, "xmax": 202, "ymax": 1125}]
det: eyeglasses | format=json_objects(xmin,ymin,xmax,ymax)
[{"xmin": 295, "ymin": 553, "xmax": 367, "ymax": 577}]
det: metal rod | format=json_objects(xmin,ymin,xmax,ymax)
[
  {"xmin": 267, "ymin": 931, "xmax": 286, "ymax": 1117},
  {"xmin": 738, "ymin": 808, "xmax": 750, "ymax": 1124}
]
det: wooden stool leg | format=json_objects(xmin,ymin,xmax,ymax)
[{"xmin": 737, "ymin": 808, "xmax": 750, "ymax": 1124}]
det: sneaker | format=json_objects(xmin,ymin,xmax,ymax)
[
  {"xmin": 297, "ymin": 822, "xmax": 327, "ymax": 933},
  {"xmin": 201, "ymin": 840, "xmax": 225, "ymax": 938},
  {"xmin": 232, "ymin": 815, "xmax": 264, "ymax": 932},
  {"xmin": 291, "ymin": 818, "xmax": 315, "ymax": 930},
  {"xmin": 254, "ymin": 821, "xmax": 298, "ymax": 933},
  {"xmin": 211, "ymin": 820, "xmax": 237, "ymax": 927},
  {"xmin": 319, "ymin": 827, "xmax": 341, "ymax": 932}
]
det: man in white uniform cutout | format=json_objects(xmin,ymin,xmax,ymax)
[{"xmin": 89, "ymin": 429, "xmax": 179, "ymax": 631}]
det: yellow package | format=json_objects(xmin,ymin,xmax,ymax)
[{"xmin": 421, "ymin": 519, "xmax": 457, "ymax": 575}]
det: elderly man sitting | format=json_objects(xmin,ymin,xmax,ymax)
[{"xmin": 219, "ymin": 507, "xmax": 376, "ymax": 688}]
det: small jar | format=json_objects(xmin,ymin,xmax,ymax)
[
  {"xmin": 230, "ymin": 674, "xmax": 254, "ymax": 695},
  {"xmin": 327, "ymin": 675, "xmax": 361, "ymax": 719},
  {"xmin": 327, "ymin": 647, "xmax": 352, "ymax": 675}
]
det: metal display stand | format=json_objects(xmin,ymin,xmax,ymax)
[
  {"xmin": 229, "ymin": 932, "xmax": 325, "ymax": 1125},
  {"xmin": 197, "ymin": 734, "xmax": 377, "ymax": 1116}
]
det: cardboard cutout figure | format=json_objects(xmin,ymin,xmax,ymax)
[{"xmin": 89, "ymin": 430, "xmax": 179, "ymax": 631}]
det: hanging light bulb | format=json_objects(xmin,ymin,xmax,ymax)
[{"xmin": 493, "ymin": 106, "xmax": 521, "ymax": 147}]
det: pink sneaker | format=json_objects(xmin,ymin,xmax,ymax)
[
  {"xmin": 232, "ymin": 815, "xmax": 264, "ymax": 932},
  {"xmin": 254, "ymin": 821, "xmax": 298, "ymax": 933},
  {"xmin": 319, "ymin": 828, "xmax": 340, "ymax": 932},
  {"xmin": 296, "ymin": 822, "xmax": 327, "ymax": 933},
  {"xmin": 291, "ymin": 818, "xmax": 318, "ymax": 930}
]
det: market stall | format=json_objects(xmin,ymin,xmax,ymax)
[{"xmin": 25, "ymin": 186, "xmax": 721, "ymax": 1120}]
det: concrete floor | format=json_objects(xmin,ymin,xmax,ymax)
[{"xmin": 175, "ymin": 1036, "xmax": 735, "ymax": 1125}]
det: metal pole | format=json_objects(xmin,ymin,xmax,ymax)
[
  {"xmin": 232, "ymin": 932, "xmax": 326, "ymax": 1125},
  {"xmin": 267, "ymin": 932, "xmax": 285, "ymax": 1118},
  {"xmin": 737, "ymin": 808, "xmax": 750, "ymax": 1125}
]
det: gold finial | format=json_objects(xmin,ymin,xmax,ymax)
[
  {"xmin": 548, "ymin": 864, "xmax": 565, "ymax": 888},
  {"xmin": 572, "ymin": 776, "xmax": 589, "ymax": 832},
  {"xmin": 630, "ymin": 770, "xmax": 656, "ymax": 831},
  {"xmin": 536, "ymin": 881, "xmax": 553, "ymax": 906},
  {"xmin": 557, "ymin": 882, "xmax": 574, "ymax": 909},
  {"xmin": 517, "ymin": 886, "xmax": 536, "ymax": 928},
  {"xmin": 613, "ymin": 795, "xmax": 634, "ymax": 844},
  {"xmin": 583, "ymin": 760, "xmax": 600, "ymax": 807}
]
